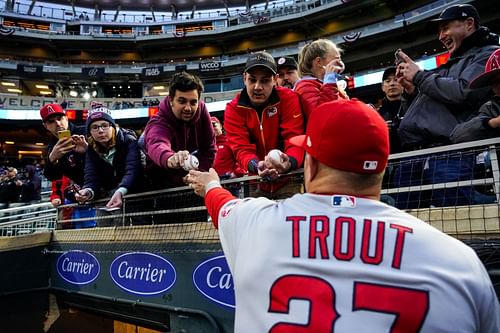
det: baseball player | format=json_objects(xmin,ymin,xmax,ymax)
[{"xmin": 187, "ymin": 99, "xmax": 500, "ymax": 332}]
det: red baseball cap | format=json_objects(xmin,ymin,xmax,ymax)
[
  {"xmin": 290, "ymin": 99, "xmax": 389, "ymax": 174},
  {"xmin": 210, "ymin": 116, "xmax": 221, "ymax": 125},
  {"xmin": 40, "ymin": 103, "xmax": 65, "ymax": 122},
  {"xmin": 469, "ymin": 49, "xmax": 500, "ymax": 89}
]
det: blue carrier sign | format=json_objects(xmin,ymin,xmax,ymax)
[
  {"xmin": 56, "ymin": 250, "xmax": 100, "ymax": 285},
  {"xmin": 193, "ymin": 254, "xmax": 235, "ymax": 309},
  {"xmin": 110, "ymin": 252, "xmax": 177, "ymax": 296}
]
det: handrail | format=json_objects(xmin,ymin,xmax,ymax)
[{"xmin": 1, "ymin": 137, "xmax": 498, "ymax": 236}]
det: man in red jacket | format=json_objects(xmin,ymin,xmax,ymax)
[{"xmin": 224, "ymin": 51, "xmax": 305, "ymax": 184}]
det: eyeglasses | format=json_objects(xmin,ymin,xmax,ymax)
[{"xmin": 90, "ymin": 123, "xmax": 111, "ymax": 132}]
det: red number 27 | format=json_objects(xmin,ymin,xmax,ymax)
[{"xmin": 268, "ymin": 275, "xmax": 429, "ymax": 333}]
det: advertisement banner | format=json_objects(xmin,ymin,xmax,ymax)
[
  {"xmin": 199, "ymin": 61, "xmax": 221, "ymax": 72},
  {"xmin": 16, "ymin": 64, "xmax": 43, "ymax": 75},
  {"xmin": 82, "ymin": 67, "xmax": 105, "ymax": 78},
  {"xmin": 142, "ymin": 66, "xmax": 164, "ymax": 78}
]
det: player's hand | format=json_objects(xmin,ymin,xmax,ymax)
[
  {"xmin": 396, "ymin": 51, "xmax": 420, "ymax": 82},
  {"xmin": 51, "ymin": 198, "xmax": 62, "ymax": 207},
  {"xmin": 186, "ymin": 168, "xmax": 220, "ymax": 197},
  {"xmin": 167, "ymin": 150, "xmax": 190, "ymax": 169},
  {"xmin": 106, "ymin": 191, "xmax": 123, "ymax": 208},
  {"xmin": 72, "ymin": 135, "xmax": 88, "ymax": 154},
  {"xmin": 74, "ymin": 188, "xmax": 92, "ymax": 203},
  {"xmin": 49, "ymin": 137, "xmax": 74, "ymax": 163}
]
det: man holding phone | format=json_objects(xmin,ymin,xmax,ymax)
[
  {"xmin": 392, "ymin": 4, "xmax": 499, "ymax": 208},
  {"xmin": 40, "ymin": 103, "xmax": 87, "ymax": 189}
]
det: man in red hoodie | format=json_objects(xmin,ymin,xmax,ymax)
[
  {"xmin": 143, "ymin": 72, "xmax": 216, "ymax": 188},
  {"xmin": 224, "ymin": 51, "xmax": 305, "ymax": 184}
]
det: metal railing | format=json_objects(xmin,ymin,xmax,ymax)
[
  {"xmin": 1, "ymin": 137, "xmax": 499, "ymax": 238},
  {"xmin": 0, "ymin": 202, "xmax": 56, "ymax": 236}
]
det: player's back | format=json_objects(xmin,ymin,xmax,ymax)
[{"xmin": 219, "ymin": 193, "xmax": 500, "ymax": 332}]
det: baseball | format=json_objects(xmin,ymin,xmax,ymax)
[
  {"xmin": 267, "ymin": 149, "xmax": 282, "ymax": 163},
  {"xmin": 182, "ymin": 155, "xmax": 199, "ymax": 171}
]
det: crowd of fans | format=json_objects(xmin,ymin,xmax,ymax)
[
  {"xmin": 1, "ymin": 4, "xmax": 499, "ymax": 223},
  {"xmin": 0, "ymin": 164, "xmax": 43, "ymax": 209}
]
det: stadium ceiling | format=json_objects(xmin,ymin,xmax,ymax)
[{"xmin": 40, "ymin": 0, "xmax": 264, "ymax": 12}]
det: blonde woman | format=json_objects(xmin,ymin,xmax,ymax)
[{"xmin": 295, "ymin": 39, "xmax": 348, "ymax": 119}]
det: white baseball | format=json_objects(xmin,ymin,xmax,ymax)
[
  {"xmin": 182, "ymin": 155, "xmax": 199, "ymax": 171},
  {"xmin": 267, "ymin": 149, "xmax": 282, "ymax": 163}
]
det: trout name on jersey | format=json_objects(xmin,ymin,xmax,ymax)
[{"xmin": 286, "ymin": 215, "xmax": 413, "ymax": 269}]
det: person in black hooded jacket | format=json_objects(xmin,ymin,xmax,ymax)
[{"xmin": 20, "ymin": 164, "xmax": 42, "ymax": 203}]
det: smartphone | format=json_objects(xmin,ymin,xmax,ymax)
[
  {"xmin": 57, "ymin": 130, "xmax": 71, "ymax": 140},
  {"xmin": 394, "ymin": 49, "xmax": 404, "ymax": 65}
]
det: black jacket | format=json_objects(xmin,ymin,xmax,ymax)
[
  {"xmin": 84, "ymin": 128, "xmax": 144, "ymax": 198},
  {"xmin": 378, "ymin": 98, "xmax": 404, "ymax": 153},
  {"xmin": 450, "ymin": 96, "xmax": 500, "ymax": 143},
  {"xmin": 20, "ymin": 165, "xmax": 41, "ymax": 202},
  {"xmin": 0, "ymin": 177, "xmax": 20, "ymax": 203},
  {"xmin": 44, "ymin": 122, "xmax": 86, "ymax": 186}
]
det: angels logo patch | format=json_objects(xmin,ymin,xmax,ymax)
[
  {"xmin": 332, "ymin": 195, "xmax": 356, "ymax": 208},
  {"xmin": 221, "ymin": 200, "xmax": 240, "ymax": 218},
  {"xmin": 267, "ymin": 106, "xmax": 278, "ymax": 117}
]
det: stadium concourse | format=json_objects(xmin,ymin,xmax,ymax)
[{"xmin": 0, "ymin": 0, "xmax": 499, "ymax": 332}]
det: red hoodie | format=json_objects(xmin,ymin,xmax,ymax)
[{"xmin": 224, "ymin": 86, "xmax": 305, "ymax": 173}]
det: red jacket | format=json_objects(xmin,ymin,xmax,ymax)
[
  {"xmin": 224, "ymin": 86, "xmax": 305, "ymax": 173},
  {"xmin": 50, "ymin": 176, "xmax": 71, "ymax": 202},
  {"xmin": 294, "ymin": 77, "xmax": 346, "ymax": 119},
  {"xmin": 213, "ymin": 134, "xmax": 246, "ymax": 178}
]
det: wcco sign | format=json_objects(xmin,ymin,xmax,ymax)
[{"xmin": 199, "ymin": 61, "xmax": 221, "ymax": 72}]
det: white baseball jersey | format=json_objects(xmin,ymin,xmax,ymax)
[{"xmin": 215, "ymin": 192, "xmax": 500, "ymax": 333}]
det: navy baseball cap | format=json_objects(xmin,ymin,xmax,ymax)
[
  {"xmin": 430, "ymin": 4, "xmax": 480, "ymax": 25},
  {"xmin": 382, "ymin": 67, "xmax": 397, "ymax": 81}
]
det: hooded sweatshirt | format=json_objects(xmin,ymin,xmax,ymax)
[{"xmin": 143, "ymin": 96, "xmax": 216, "ymax": 188}]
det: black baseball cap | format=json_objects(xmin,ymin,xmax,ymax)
[
  {"xmin": 382, "ymin": 67, "xmax": 397, "ymax": 81},
  {"xmin": 276, "ymin": 56, "xmax": 298, "ymax": 70},
  {"xmin": 245, "ymin": 51, "xmax": 277, "ymax": 74},
  {"xmin": 430, "ymin": 4, "xmax": 480, "ymax": 25}
]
